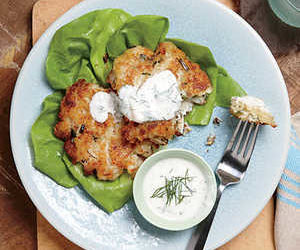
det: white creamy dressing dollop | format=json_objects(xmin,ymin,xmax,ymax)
[
  {"xmin": 143, "ymin": 158, "xmax": 209, "ymax": 221},
  {"xmin": 89, "ymin": 70, "xmax": 189, "ymax": 124},
  {"xmin": 89, "ymin": 92, "xmax": 119, "ymax": 123},
  {"xmin": 118, "ymin": 70, "xmax": 182, "ymax": 123}
]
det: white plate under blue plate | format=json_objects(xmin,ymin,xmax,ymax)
[{"xmin": 10, "ymin": 0, "xmax": 290, "ymax": 249}]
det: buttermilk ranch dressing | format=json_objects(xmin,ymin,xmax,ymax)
[
  {"xmin": 89, "ymin": 92, "xmax": 118, "ymax": 123},
  {"xmin": 143, "ymin": 158, "xmax": 209, "ymax": 220},
  {"xmin": 89, "ymin": 70, "xmax": 187, "ymax": 124},
  {"xmin": 118, "ymin": 70, "xmax": 182, "ymax": 123}
]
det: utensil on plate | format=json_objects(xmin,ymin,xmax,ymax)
[{"xmin": 187, "ymin": 120, "xmax": 260, "ymax": 250}]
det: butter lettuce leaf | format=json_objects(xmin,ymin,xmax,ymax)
[
  {"xmin": 46, "ymin": 9, "xmax": 131, "ymax": 89},
  {"xmin": 31, "ymin": 92, "xmax": 78, "ymax": 187},
  {"xmin": 216, "ymin": 66, "xmax": 247, "ymax": 107},
  {"xmin": 107, "ymin": 15, "xmax": 169, "ymax": 58},
  {"xmin": 63, "ymin": 154, "xmax": 133, "ymax": 213}
]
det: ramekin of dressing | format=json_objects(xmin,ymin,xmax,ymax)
[{"xmin": 133, "ymin": 148, "xmax": 217, "ymax": 231}]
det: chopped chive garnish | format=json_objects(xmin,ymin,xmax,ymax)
[
  {"xmin": 151, "ymin": 169, "xmax": 194, "ymax": 206},
  {"xmin": 178, "ymin": 58, "xmax": 189, "ymax": 71}
]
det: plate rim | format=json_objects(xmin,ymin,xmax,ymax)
[{"xmin": 9, "ymin": 0, "xmax": 291, "ymax": 249}]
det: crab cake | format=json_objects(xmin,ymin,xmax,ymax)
[
  {"xmin": 54, "ymin": 79, "xmax": 109, "ymax": 141},
  {"xmin": 106, "ymin": 46, "xmax": 154, "ymax": 91},
  {"xmin": 121, "ymin": 118, "xmax": 181, "ymax": 145},
  {"xmin": 54, "ymin": 79, "xmax": 154, "ymax": 180},
  {"xmin": 153, "ymin": 42, "xmax": 212, "ymax": 104},
  {"xmin": 230, "ymin": 96, "xmax": 276, "ymax": 127},
  {"xmin": 107, "ymin": 42, "xmax": 212, "ymax": 104}
]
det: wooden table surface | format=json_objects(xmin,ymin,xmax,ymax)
[{"xmin": 0, "ymin": 0, "xmax": 299, "ymax": 249}]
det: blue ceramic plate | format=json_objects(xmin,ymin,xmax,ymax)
[{"xmin": 10, "ymin": 0, "xmax": 290, "ymax": 249}]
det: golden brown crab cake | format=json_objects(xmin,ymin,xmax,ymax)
[
  {"xmin": 153, "ymin": 42, "xmax": 212, "ymax": 104},
  {"xmin": 54, "ymin": 79, "xmax": 109, "ymax": 141},
  {"xmin": 106, "ymin": 46, "xmax": 154, "ymax": 91},
  {"xmin": 105, "ymin": 43, "xmax": 206, "ymax": 147},
  {"xmin": 121, "ymin": 118, "xmax": 181, "ymax": 145},
  {"xmin": 106, "ymin": 42, "xmax": 212, "ymax": 105},
  {"xmin": 54, "ymin": 79, "xmax": 153, "ymax": 180},
  {"xmin": 109, "ymin": 129, "xmax": 145, "ymax": 178},
  {"xmin": 63, "ymin": 120, "xmax": 124, "ymax": 180}
]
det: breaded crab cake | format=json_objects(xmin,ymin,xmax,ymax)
[
  {"xmin": 121, "ymin": 117, "xmax": 190, "ymax": 146},
  {"xmin": 107, "ymin": 46, "xmax": 154, "ymax": 91},
  {"xmin": 153, "ymin": 42, "xmax": 212, "ymax": 104},
  {"xmin": 107, "ymin": 42, "xmax": 212, "ymax": 104},
  {"xmin": 106, "ymin": 42, "xmax": 211, "ymax": 145},
  {"xmin": 54, "ymin": 79, "xmax": 155, "ymax": 180}
]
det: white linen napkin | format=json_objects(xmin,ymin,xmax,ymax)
[{"xmin": 275, "ymin": 112, "xmax": 300, "ymax": 250}]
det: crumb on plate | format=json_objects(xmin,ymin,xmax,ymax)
[{"xmin": 206, "ymin": 134, "xmax": 216, "ymax": 146}]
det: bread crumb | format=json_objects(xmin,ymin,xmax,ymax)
[
  {"xmin": 213, "ymin": 117, "xmax": 223, "ymax": 125},
  {"xmin": 206, "ymin": 134, "xmax": 216, "ymax": 146}
]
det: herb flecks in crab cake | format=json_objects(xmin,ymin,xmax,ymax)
[{"xmin": 54, "ymin": 79, "xmax": 157, "ymax": 180}]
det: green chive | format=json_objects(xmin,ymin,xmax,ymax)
[{"xmin": 150, "ymin": 169, "xmax": 194, "ymax": 206}]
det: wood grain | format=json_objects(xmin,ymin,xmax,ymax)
[
  {"xmin": 0, "ymin": 1, "xmax": 38, "ymax": 249},
  {"xmin": 219, "ymin": 199, "xmax": 275, "ymax": 250},
  {"xmin": 277, "ymin": 49, "xmax": 300, "ymax": 115},
  {"xmin": 33, "ymin": 1, "xmax": 83, "ymax": 249},
  {"xmin": 37, "ymin": 213, "xmax": 81, "ymax": 250},
  {"xmin": 32, "ymin": 0, "xmax": 82, "ymax": 44},
  {"xmin": 240, "ymin": 0, "xmax": 300, "ymax": 114}
]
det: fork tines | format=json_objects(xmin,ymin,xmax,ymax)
[{"xmin": 226, "ymin": 120, "xmax": 260, "ymax": 164}]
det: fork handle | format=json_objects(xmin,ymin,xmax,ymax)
[{"xmin": 186, "ymin": 183, "xmax": 226, "ymax": 250}]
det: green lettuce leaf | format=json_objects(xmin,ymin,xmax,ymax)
[
  {"xmin": 45, "ymin": 9, "xmax": 245, "ymax": 123},
  {"xmin": 217, "ymin": 65, "xmax": 229, "ymax": 76},
  {"xmin": 216, "ymin": 66, "xmax": 247, "ymax": 107},
  {"xmin": 31, "ymin": 92, "xmax": 78, "ymax": 187},
  {"xmin": 46, "ymin": 9, "xmax": 132, "ymax": 89},
  {"xmin": 76, "ymin": 58, "xmax": 98, "ymax": 83},
  {"xmin": 63, "ymin": 154, "xmax": 133, "ymax": 213},
  {"xmin": 166, "ymin": 38, "xmax": 217, "ymax": 70},
  {"xmin": 107, "ymin": 15, "xmax": 169, "ymax": 58}
]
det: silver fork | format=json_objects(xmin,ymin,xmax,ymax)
[{"xmin": 186, "ymin": 120, "xmax": 260, "ymax": 250}]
